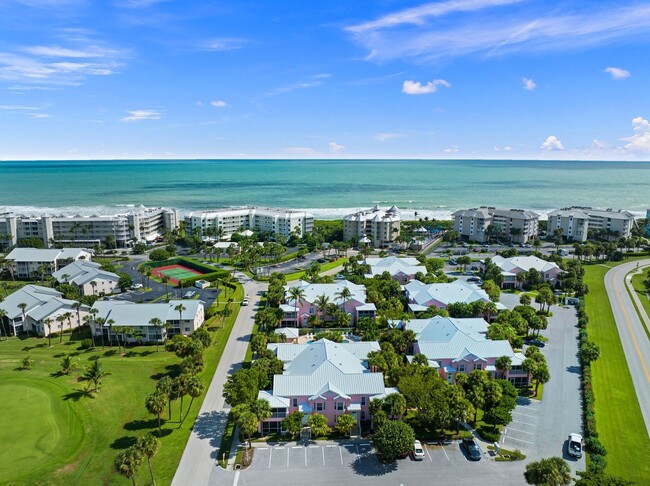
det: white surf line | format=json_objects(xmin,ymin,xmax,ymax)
[
  {"xmin": 232, "ymin": 470, "xmax": 240, "ymax": 486},
  {"xmin": 506, "ymin": 427, "xmax": 537, "ymax": 435}
]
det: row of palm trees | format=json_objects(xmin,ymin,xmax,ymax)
[{"xmin": 285, "ymin": 286, "xmax": 353, "ymax": 326}]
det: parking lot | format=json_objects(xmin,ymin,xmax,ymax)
[
  {"xmin": 219, "ymin": 440, "xmax": 526, "ymax": 486},
  {"xmin": 502, "ymin": 397, "xmax": 541, "ymax": 451}
]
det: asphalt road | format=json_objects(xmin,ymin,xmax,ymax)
[
  {"xmin": 604, "ymin": 259, "xmax": 650, "ymax": 437},
  {"xmin": 172, "ymin": 272, "xmax": 267, "ymax": 485}
]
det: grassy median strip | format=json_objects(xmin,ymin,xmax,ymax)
[
  {"xmin": 285, "ymin": 257, "xmax": 347, "ymax": 281},
  {"xmin": 583, "ymin": 264, "xmax": 650, "ymax": 483},
  {"xmin": 629, "ymin": 272, "xmax": 650, "ymax": 339}
]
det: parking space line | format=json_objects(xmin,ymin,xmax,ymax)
[
  {"xmin": 309, "ymin": 445, "xmax": 319, "ymax": 448},
  {"xmin": 512, "ymin": 411, "xmax": 539, "ymax": 419},
  {"xmin": 512, "ymin": 419, "xmax": 537, "ymax": 427},
  {"xmin": 304, "ymin": 447, "xmax": 307, "ymax": 467},
  {"xmin": 292, "ymin": 446, "xmax": 302, "ymax": 449},
  {"xmin": 268, "ymin": 448, "xmax": 272, "ymax": 469},
  {"xmin": 359, "ymin": 443, "xmax": 371, "ymax": 446},
  {"xmin": 506, "ymin": 427, "xmax": 536, "ymax": 435},
  {"xmin": 325, "ymin": 445, "xmax": 337, "ymax": 448},
  {"xmin": 505, "ymin": 435, "xmax": 534, "ymax": 444},
  {"xmin": 441, "ymin": 445, "xmax": 450, "ymax": 461},
  {"xmin": 356, "ymin": 445, "xmax": 360, "ymax": 455},
  {"xmin": 287, "ymin": 447, "xmax": 290, "ymax": 468},
  {"xmin": 322, "ymin": 446, "xmax": 325, "ymax": 466},
  {"xmin": 425, "ymin": 446, "xmax": 433, "ymax": 462},
  {"xmin": 339, "ymin": 446, "xmax": 343, "ymax": 464},
  {"xmin": 257, "ymin": 447, "xmax": 268, "ymax": 450}
]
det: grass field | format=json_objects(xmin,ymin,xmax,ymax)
[
  {"xmin": 630, "ymin": 272, "xmax": 650, "ymax": 337},
  {"xmin": 583, "ymin": 264, "xmax": 650, "ymax": 483},
  {"xmin": 0, "ymin": 284, "xmax": 242, "ymax": 485},
  {"xmin": 285, "ymin": 258, "xmax": 347, "ymax": 281}
]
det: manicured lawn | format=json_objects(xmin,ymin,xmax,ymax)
[
  {"xmin": 285, "ymin": 258, "xmax": 347, "ymax": 281},
  {"xmin": 0, "ymin": 279, "xmax": 38, "ymax": 297},
  {"xmin": 0, "ymin": 285, "xmax": 242, "ymax": 485},
  {"xmin": 583, "ymin": 264, "xmax": 650, "ymax": 483},
  {"xmin": 630, "ymin": 272, "xmax": 650, "ymax": 338}
]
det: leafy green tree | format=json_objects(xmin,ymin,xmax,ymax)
[
  {"xmin": 250, "ymin": 333, "xmax": 268, "ymax": 354},
  {"xmin": 83, "ymin": 359, "xmax": 111, "ymax": 392},
  {"xmin": 447, "ymin": 385, "xmax": 474, "ymax": 433},
  {"xmin": 308, "ymin": 413, "xmax": 331, "ymax": 438},
  {"xmin": 236, "ymin": 410, "xmax": 260, "ymax": 445},
  {"xmin": 524, "ymin": 457, "xmax": 571, "ymax": 486},
  {"xmin": 496, "ymin": 356, "xmax": 512, "ymax": 379},
  {"xmin": 336, "ymin": 413, "xmax": 358, "ymax": 437},
  {"xmin": 250, "ymin": 399, "xmax": 272, "ymax": 423},
  {"xmin": 483, "ymin": 406, "xmax": 512, "ymax": 428},
  {"xmin": 382, "ymin": 393, "xmax": 407, "ymax": 419},
  {"xmin": 282, "ymin": 411, "xmax": 304, "ymax": 439},
  {"xmin": 114, "ymin": 446, "xmax": 144, "ymax": 486},
  {"xmin": 135, "ymin": 434, "xmax": 160, "ymax": 486},
  {"xmin": 373, "ymin": 420, "xmax": 416, "ymax": 462},
  {"xmin": 481, "ymin": 279, "xmax": 501, "ymax": 302},
  {"xmin": 149, "ymin": 249, "xmax": 171, "ymax": 261},
  {"xmin": 520, "ymin": 294, "xmax": 532, "ymax": 306},
  {"xmin": 185, "ymin": 375, "xmax": 205, "ymax": 418},
  {"xmin": 145, "ymin": 391, "xmax": 168, "ymax": 435}
]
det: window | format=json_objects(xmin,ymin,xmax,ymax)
[
  {"xmin": 292, "ymin": 398, "xmax": 298, "ymax": 408},
  {"xmin": 474, "ymin": 363, "xmax": 482, "ymax": 370},
  {"xmin": 458, "ymin": 363, "xmax": 465, "ymax": 372},
  {"xmin": 361, "ymin": 411, "xmax": 366, "ymax": 420},
  {"xmin": 361, "ymin": 396, "xmax": 366, "ymax": 406},
  {"xmin": 315, "ymin": 402, "xmax": 324, "ymax": 411},
  {"xmin": 309, "ymin": 307, "xmax": 315, "ymax": 314},
  {"xmin": 335, "ymin": 402, "xmax": 344, "ymax": 411}
]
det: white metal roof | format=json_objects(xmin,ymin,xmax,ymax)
[
  {"xmin": 52, "ymin": 260, "xmax": 119, "ymax": 286},
  {"xmin": 405, "ymin": 279, "xmax": 493, "ymax": 307},
  {"xmin": 5, "ymin": 247, "xmax": 91, "ymax": 263},
  {"xmin": 365, "ymin": 256, "xmax": 426, "ymax": 279},
  {"xmin": 285, "ymin": 280, "xmax": 370, "ymax": 307},
  {"xmin": 491, "ymin": 255, "xmax": 560, "ymax": 274},
  {"xmin": 0, "ymin": 285, "xmax": 63, "ymax": 319}
]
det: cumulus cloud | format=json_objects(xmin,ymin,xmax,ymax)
[
  {"xmin": 210, "ymin": 100, "xmax": 227, "ymax": 108},
  {"xmin": 540, "ymin": 135, "xmax": 564, "ymax": 150},
  {"xmin": 522, "ymin": 77, "xmax": 537, "ymax": 90},
  {"xmin": 402, "ymin": 79, "xmax": 451, "ymax": 95},
  {"xmin": 443, "ymin": 146, "xmax": 460, "ymax": 153},
  {"xmin": 621, "ymin": 116, "xmax": 650, "ymax": 152},
  {"xmin": 493, "ymin": 145, "xmax": 513, "ymax": 152},
  {"xmin": 329, "ymin": 141, "xmax": 345, "ymax": 154},
  {"xmin": 605, "ymin": 67, "xmax": 630, "ymax": 79},
  {"xmin": 120, "ymin": 109, "xmax": 162, "ymax": 122}
]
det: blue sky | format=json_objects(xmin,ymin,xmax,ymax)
[{"xmin": 0, "ymin": 0, "xmax": 649, "ymax": 160}]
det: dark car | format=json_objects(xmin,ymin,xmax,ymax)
[
  {"xmin": 524, "ymin": 338, "xmax": 546, "ymax": 348},
  {"xmin": 461, "ymin": 438, "xmax": 482, "ymax": 461}
]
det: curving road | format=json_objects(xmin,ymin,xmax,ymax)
[
  {"xmin": 604, "ymin": 260, "xmax": 650, "ymax": 437},
  {"xmin": 172, "ymin": 272, "xmax": 266, "ymax": 486}
]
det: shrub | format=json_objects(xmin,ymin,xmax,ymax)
[
  {"xmin": 588, "ymin": 453, "xmax": 607, "ymax": 474},
  {"xmin": 79, "ymin": 338, "xmax": 94, "ymax": 350},
  {"xmin": 476, "ymin": 426, "xmax": 501, "ymax": 443}
]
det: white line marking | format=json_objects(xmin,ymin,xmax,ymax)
[
  {"xmin": 233, "ymin": 470, "xmax": 240, "ymax": 486},
  {"xmin": 292, "ymin": 446, "xmax": 302, "ymax": 449},
  {"xmin": 425, "ymin": 446, "xmax": 433, "ymax": 463},
  {"xmin": 506, "ymin": 427, "xmax": 536, "ymax": 435},
  {"xmin": 359, "ymin": 443, "xmax": 371, "ymax": 446},
  {"xmin": 512, "ymin": 419, "xmax": 538, "ymax": 427},
  {"xmin": 322, "ymin": 446, "xmax": 326, "ymax": 466},
  {"xmin": 441, "ymin": 445, "xmax": 450, "ymax": 461},
  {"xmin": 257, "ymin": 447, "xmax": 268, "ymax": 450},
  {"xmin": 287, "ymin": 447, "xmax": 290, "ymax": 468},
  {"xmin": 512, "ymin": 411, "xmax": 539, "ymax": 419},
  {"xmin": 305, "ymin": 446, "xmax": 307, "ymax": 467},
  {"xmin": 356, "ymin": 445, "xmax": 360, "ymax": 455},
  {"xmin": 269, "ymin": 447, "xmax": 272, "ymax": 468},
  {"xmin": 309, "ymin": 445, "xmax": 320, "ymax": 448},
  {"xmin": 274, "ymin": 446, "xmax": 285, "ymax": 449},
  {"xmin": 325, "ymin": 445, "xmax": 337, "ymax": 448},
  {"xmin": 339, "ymin": 446, "xmax": 343, "ymax": 464},
  {"xmin": 504, "ymin": 436, "xmax": 534, "ymax": 444}
]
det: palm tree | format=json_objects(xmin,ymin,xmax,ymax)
[
  {"xmin": 335, "ymin": 286, "xmax": 353, "ymax": 314},
  {"xmin": 135, "ymin": 434, "xmax": 161, "ymax": 486},
  {"xmin": 95, "ymin": 317, "xmax": 106, "ymax": 349},
  {"xmin": 184, "ymin": 375, "xmax": 205, "ymax": 421},
  {"xmin": 174, "ymin": 374, "xmax": 190, "ymax": 423},
  {"xmin": 174, "ymin": 303, "xmax": 186, "ymax": 331},
  {"xmin": 287, "ymin": 286, "xmax": 306, "ymax": 327},
  {"xmin": 161, "ymin": 275, "xmax": 170, "ymax": 300},
  {"xmin": 56, "ymin": 314, "xmax": 66, "ymax": 344},
  {"xmin": 43, "ymin": 317, "xmax": 53, "ymax": 347},
  {"xmin": 83, "ymin": 359, "xmax": 110, "ymax": 392},
  {"xmin": 64, "ymin": 311, "xmax": 74, "ymax": 340},
  {"xmin": 17, "ymin": 302, "xmax": 28, "ymax": 335},
  {"xmin": 0, "ymin": 308, "xmax": 7, "ymax": 341},
  {"xmin": 149, "ymin": 318, "xmax": 163, "ymax": 352},
  {"xmin": 72, "ymin": 301, "xmax": 83, "ymax": 329},
  {"xmin": 90, "ymin": 280, "xmax": 97, "ymax": 296},
  {"xmin": 495, "ymin": 356, "xmax": 512, "ymax": 379},
  {"xmin": 114, "ymin": 446, "xmax": 143, "ymax": 486},
  {"xmin": 145, "ymin": 392, "xmax": 168, "ymax": 436},
  {"xmin": 106, "ymin": 318, "xmax": 115, "ymax": 347},
  {"xmin": 313, "ymin": 294, "xmax": 330, "ymax": 326},
  {"xmin": 59, "ymin": 354, "xmax": 77, "ymax": 375},
  {"xmin": 156, "ymin": 376, "xmax": 174, "ymax": 420}
]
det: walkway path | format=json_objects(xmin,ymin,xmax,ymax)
[
  {"xmin": 172, "ymin": 272, "xmax": 267, "ymax": 485},
  {"xmin": 604, "ymin": 259, "xmax": 650, "ymax": 437}
]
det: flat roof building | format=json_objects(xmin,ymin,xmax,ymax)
[
  {"xmin": 452, "ymin": 207, "xmax": 539, "ymax": 244},
  {"xmin": 548, "ymin": 206, "xmax": 635, "ymax": 242}
]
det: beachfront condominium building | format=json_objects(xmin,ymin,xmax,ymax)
[
  {"xmin": 0, "ymin": 207, "xmax": 179, "ymax": 249},
  {"xmin": 548, "ymin": 207, "xmax": 635, "ymax": 242},
  {"xmin": 184, "ymin": 207, "xmax": 314, "ymax": 240},
  {"xmin": 343, "ymin": 205, "xmax": 401, "ymax": 248},
  {"xmin": 452, "ymin": 207, "xmax": 540, "ymax": 244}
]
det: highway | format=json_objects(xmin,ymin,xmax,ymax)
[{"xmin": 604, "ymin": 259, "xmax": 650, "ymax": 437}]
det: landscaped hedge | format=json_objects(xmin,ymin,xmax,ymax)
[
  {"xmin": 577, "ymin": 298, "xmax": 607, "ymax": 473},
  {"xmin": 141, "ymin": 257, "xmax": 229, "ymax": 287}
]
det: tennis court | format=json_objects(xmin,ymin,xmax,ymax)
[{"xmin": 151, "ymin": 264, "xmax": 203, "ymax": 285}]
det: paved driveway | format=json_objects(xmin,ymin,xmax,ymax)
[{"xmin": 210, "ymin": 440, "xmax": 526, "ymax": 486}]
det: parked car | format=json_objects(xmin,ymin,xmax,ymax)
[
  {"xmin": 467, "ymin": 276, "xmax": 482, "ymax": 284},
  {"xmin": 334, "ymin": 274, "xmax": 345, "ymax": 280},
  {"xmin": 567, "ymin": 433, "xmax": 583, "ymax": 458},
  {"xmin": 524, "ymin": 337, "xmax": 546, "ymax": 348},
  {"xmin": 472, "ymin": 247, "xmax": 482, "ymax": 252},
  {"xmin": 242, "ymin": 296, "xmax": 250, "ymax": 306},
  {"xmin": 463, "ymin": 271, "xmax": 475, "ymax": 276},
  {"xmin": 412, "ymin": 440, "xmax": 425, "ymax": 461},
  {"xmin": 461, "ymin": 438, "xmax": 482, "ymax": 461},
  {"xmin": 130, "ymin": 283, "xmax": 143, "ymax": 290}
]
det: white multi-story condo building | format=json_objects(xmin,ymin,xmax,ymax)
[
  {"xmin": 5, "ymin": 248, "xmax": 92, "ymax": 279},
  {"xmin": 0, "ymin": 207, "xmax": 179, "ymax": 249},
  {"xmin": 343, "ymin": 205, "xmax": 401, "ymax": 248},
  {"xmin": 548, "ymin": 207, "xmax": 635, "ymax": 242},
  {"xmin": 452, "ymin": 207, "xmax": 540, "ymax": 244},
  {"xmin": 184, "ymin": 207, "xmax": 314, "ymax": 240}
]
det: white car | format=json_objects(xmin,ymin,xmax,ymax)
[
  {"xmin": 568, "ymin": 433, "xmax": 583, "ymax": 458},
  {"xmin": 242, "ymin": 296, "xmax": 250, "ymax": 306},
  {"xmin": 413, "ymin": 440, "xmax": 425, "ymax": 460},
  {"xmin": 130, "ymin": 283, "xmax": 143, "ymax": 290}
]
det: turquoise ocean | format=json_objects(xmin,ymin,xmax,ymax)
[{"xmin": 0, "ymin": 159, "xmax": 648, "ymax": 219}]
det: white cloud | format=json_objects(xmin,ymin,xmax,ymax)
[
  {"xmin": 27, "ymin": 113, "xmax": 52, "ymax": 118},
  {"xmin": 0, "ymin": 105, "xmax": 39, "ymax": 110},
  {"xmin": 347, "ymin": 3, "xmax": 650, "ymax": 63},
  {"xmin": 443, "ymin": 146, "xmax": 459, "ymax": 153},
  {"xmin": 522, "ymin": 77, "xmax": 537, "ymax": 90},
  {"xmin": 201, "ymin": 38, "xmax": 247, "ymax": 51},
  {"xmin": 329, "ymin": 141, "xmax": 345, "ymax": 154},
  {"xmin": 605, "ymin": 67, "xmax": 631, "ymax": 79},
  {"xmin": 120, "ymin": 110, "xmax": 162, "ymax": 122},
  {"xmin": 540, "ymin": 135, "xmax": 564, "ymax": 151},
  {"xmin": 592, "ymin": 139, "xmax": 607, "ymax": 149},
  {"xmin": 210, "ymin": 100, "xmax": 227, "ymax": 108},
  {"xmin": 265, "ymin": 75, "xmax": 331, "ymax": 97},
  {"xmin": 375, "ymin": 132, "xmax": 403, "ymax": 142},
  {"xmin": 402, "ymin": 79, "xmax": 451, "ymax": 95},
  {"xmin": 22, "ymin": 45, "xmax": 120, "ymax": 58},
  {"xmin": 493, "ymin": 145, "xmax": 513, "ymax": 152},
  {"xmin": 621, "ymin": 116, "xmax": 650, "ymax": 152}
]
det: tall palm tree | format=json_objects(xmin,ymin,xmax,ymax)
[
  {"xmin": 90, "ymin": 280, "xmax": 97, "ymax": 296},
  {"xmin": 335, "ymin": 286, "xmax": 353, "ymax": 313},
  {"xmin": 17, "ymin": 302, "xmax": 28, "ymax": 335},
  {"xmin": 184, "ymin": 375, "xmax": 205, "ymax": 421},
  {"xmin": 88, "ymin": 308, "xmax": 99, "ymax": 347},
  {"xmin": 64, "ymin": 311, "xmax": 74, "ymax": 340},
  {"xmin": 114, "ymin": 446, "xmax": 143, "ymax": 486},
  {"xmin": 149, "ymin": 317, "xmax": 163, "ymax": 352},
  {"xmin": 0, "ymin": 308, "xmax": 8, "ymax": 341},
  {"xmin": 135, "ymin": 434, "xmax": 161, "ymax": 486},
  {"xmin": 287, "ymin": 286, "xmax": 306, "ymax": 327},
  {"xmin": 56, "ymin": 314, "xmax": 66, "ymax": 344},
  {"xmin": 145, "ymin": 392, "xmax": 168, "ymax": 437},
  {"xmin": 313, "ymin": 294, "xmax": 330, "ymax": 326},
  {"xmin": 72, "ymin": 302, "xmax": 83, "ymax": 329},
  {"xmin": 106, "ymin": 318, "xmax": 115, "ymax": 347},
  {"xmin": 161, "ymin": 275, "xmax": 170, "ymax": 301},
  {"xmin": 95, "ymin": 316, "xmax": 106, "ymax": 349},
  {"xmin": 43, "ymin": 317, "xmax": 53, "ymax": 347},
  {"xmin": 174, "ymin": 304, "xmax": 186, "ymax": 332}
]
